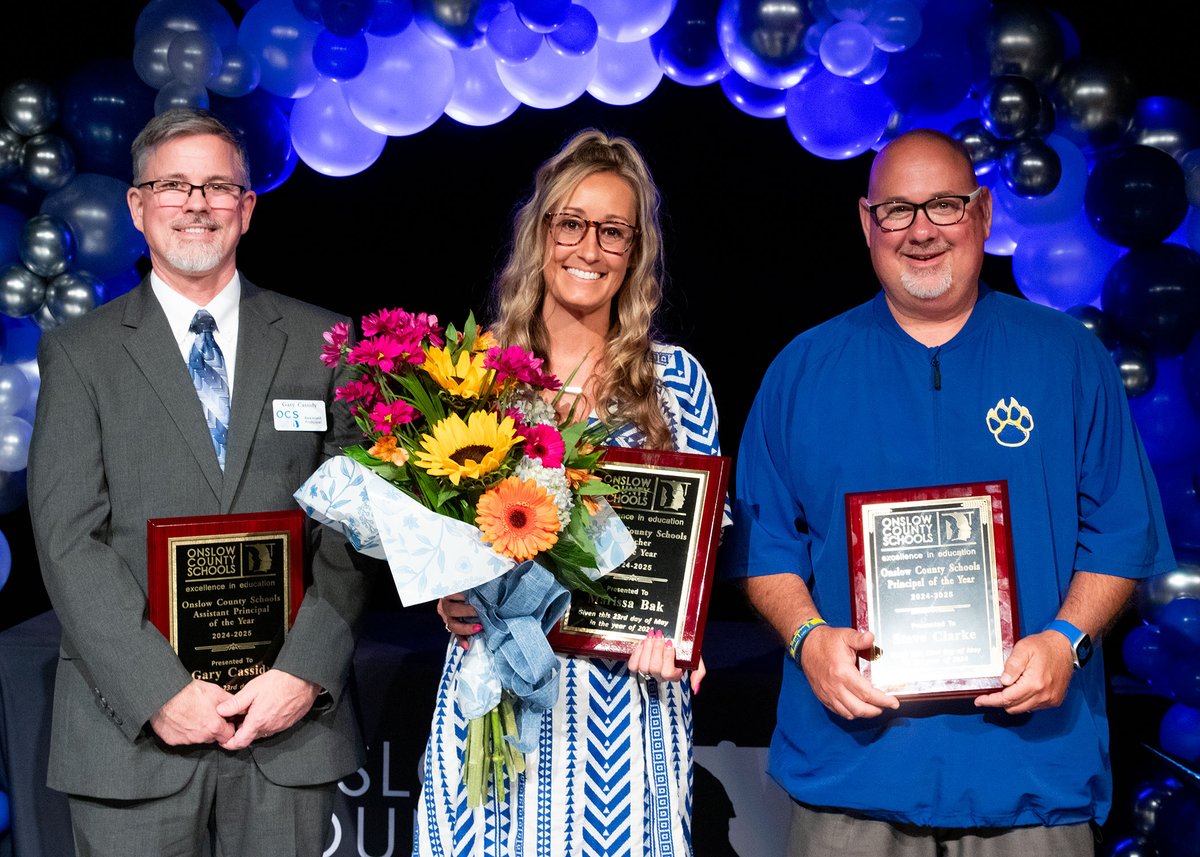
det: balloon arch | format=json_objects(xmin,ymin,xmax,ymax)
[{"xmin": 1, "ymin": 0, "xmax": 1199, "ymax": 852}]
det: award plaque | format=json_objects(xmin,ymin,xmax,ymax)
[
  {"xmin": 547, "ymin": 446, "xmax": 730, "ymax": 669},
  {"xmin": 846, "ymin": 482, "xmax": 1018, "ymax": 699},
  {"xmin": 147, "ymin": 510, "xmax": 306, "ymax": 692}
]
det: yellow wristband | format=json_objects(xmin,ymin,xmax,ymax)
[{"xmin": 788, "ymin": 617, "xmax": 827, "ymax": 665}]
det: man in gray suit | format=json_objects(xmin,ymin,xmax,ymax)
[{"xmin": 27, "ymin": 109, "xmax": 374, "ymax": 856}]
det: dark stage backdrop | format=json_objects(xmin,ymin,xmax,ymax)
[{"xmin": 2, "ymin": 1, "xmax": 1198, "ymax": 626}]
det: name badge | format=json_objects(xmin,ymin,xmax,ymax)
[{"xmin": 273, "ymin": 399, "xmax": 327, "ymax": 432}]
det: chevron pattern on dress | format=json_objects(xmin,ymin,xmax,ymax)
[{"xmin": 581, "ymin": 666, "xmax": 636, "ymax": 856}]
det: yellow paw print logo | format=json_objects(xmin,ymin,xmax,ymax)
[{"xmin": 986, "ymin": 397, "xmax": 1034, "ymax": 448}]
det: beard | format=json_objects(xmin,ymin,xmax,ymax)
[
  {"xmin": 164, "ymin": 217, "xmax": 224, "ymax": 273},
  {"xmin": 900, "ymin": 260, "xmax": 953, "ymax": 300}
]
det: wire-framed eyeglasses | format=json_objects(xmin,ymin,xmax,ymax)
[
  {"xmin": 864, "ymin": 187, "xmax": 984, "ymax": 232},
  {"xmin": 544, "ymin": 212, "xmax": 639, "ymax": 255},
  {"xmin": 136, "ymin": 179, "xmax": 248, "ymax": 210}
]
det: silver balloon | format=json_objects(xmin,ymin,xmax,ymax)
[
  {"xmin": 951, "ymin": 119, "xmax": 1002, "ymax": 174},
  {"xmin": 1052, "ymin": 58, "xmax": 1137, "ymax": 152},
  {"xmin": 0, "ymin": 415, "xmax": 33, "ymax": 472},
  {"xmin": 154, "ymin": 80, "xmax": 210, "ymax": 115},
  {"xmin": 1110, "ymin": 837, "xmax": 1158, "ymax": 857},
  {"xmin": 0, "ymin": 127, "xmax": 22, "ymax": 180},
  {"xmin": 19, "ymin": 214, "xmax": 75, "ymax": 278},
  {"xmin": 1001, "ymin": 139, "xmax": 1062, "ymax": 197},
  {"xmin": 1182, "ymin": 148, "xmax": 1200, "ymax": 207},
  {"xmin": 985, "ymin": 3, "xmax": 1064, "ymax": 87},
  {"xmin": 982, "ymin": 75, "xmax": 1042, "ymax": 141},
  {"xmin": 0, "ymin": 264, "xmax": 48, "ymax": 318},
  {"xmin": 46, "ymin": 270, "xmax": 101, "ymax": 324},
  {"xmin": 1132, "ymin": 780, "xmax": 1178, "ymax": 837},
  {"xmin": 1, "ymin": 79, "xmax": 59, "ymax": 137},
  {"xmin": 1067, "ymin": 304, "xmax": 1116, "ymax": 347},
  {"xmin": 1112, "ymin": 344, "xmax": 1156, "ymax": 397},
  {"xmin": 22, "ymin": 133, "xmax": 76, "ymax": 192},
  {"xmin": 133, "ymin": 27, "xmax": 179, "ymax": 90},
  {"xmin": 0, "ymin": 365, "xmax": 31, "ymax": 418},
  {"xmin": 1136, "ymin": 562, "xmax": 1200, "ymax": 624},
  {"xmin": 33, "ymin": 301, "xmax": 60, "ymax": 331},
  {"xmin": 167, "ymin": 30, "xmax": 223, "ymax": 87}
]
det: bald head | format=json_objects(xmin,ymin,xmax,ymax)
[{"xmin": 868, "ymin": 130, "xmax": 977, "ymax": 201}]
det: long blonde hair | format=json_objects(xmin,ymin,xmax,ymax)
[{"xmin": 490, "ymin": 129, "xmax": 671, "ymax": 450}]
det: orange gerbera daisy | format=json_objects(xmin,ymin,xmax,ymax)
[
  {"xmin": 368, "ymin": 434, "xmax": 410, "ymax": 466},
  {"xmin": 476, "ymin": 477, "xmax": 561, "ymax": 561}
]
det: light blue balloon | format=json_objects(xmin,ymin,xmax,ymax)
[
  {"xmin": 238, "ymin": 0, "xmax": 322, "ymax": 98},
  {"xmin": 719, "ymin": 72, "xmax": 787, "ymax": 119},
  {"xmin": 0, "ymin": 415, "xmax": 32, "ymax": 472},
  {"xmin": 445, "ymin": 47, "xmax": 521, "ymax": 126},
  {"xmin": 133, "ymin": 28, "xmax": 178, "ymax": 89},
  {"xmin": 998, "ymin": 134, "xmax": 1088, "ymax": 227},
  {"xmin": 486, "ymin": 6, "xmax": 543, "ymax": 65},
  {"xmin": 495, "ymin": 39, "xmax": 598, "ymax": 109},
  {"xmin": 1012, "ymin": 213, "xmax": 1121, "ymax": 310},
  {"xmin": 515, "ymin": 0, "xmax": 572, "ymax": 34},
  {"xmin": 820, "ymin": 21, "xmax": 875, "ymax": 77},
  {"xmin": 866, "ymin": 0, "xmax": 922, "ymax": 53},
  {"xmin": 0, "ymin": 364, "xmax": 31, "ymax": 418},
  {"xmin": 168, "ymin": 30, "xmax": 224, "ymax": 86},
  {"xmin": 981, "ymin": 172, "xmax": 1023, "ymax": 256},
  {"xmin": 40, "ymin": 174, "xmax": 148, "ymax": 281},
  {"xmin": 290, "ymin": 79, "xmax": 388, "ymax": 176},
  {"xmin": 587, "ymin": 38, "xmax": 663, "ymax": 106},
  {"xmin": 784, "ymin": 69, "xmax": 894, "ymax": 160},
  {"xmin": 828, "ymin": 0, "xmax": 873, "ymax": 22},
  {"xmin": 208, "ymin": 44, "xmax": 262, "ymax": 97},
  {"xmin": 576, "ymin": 0, "xmax": 677, "ymax": 43},
  {"xmin": 344, "ymin": 29, "xmax": 455, "ymax": 135}
]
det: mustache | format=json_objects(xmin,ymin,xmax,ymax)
[
  {"xmin": 901, "ymin": 244, "xmax": 952, "ymax": 258},
  {"xmin": 169, "ymin": 215, "xmax": 221, "ymax": 230}
]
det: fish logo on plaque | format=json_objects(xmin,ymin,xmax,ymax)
[{"xmin": 147, "ymin": 510, "xmax": 306, "ymax": 692}]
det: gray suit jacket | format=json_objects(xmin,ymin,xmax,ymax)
[{"xmin": 28, "ymin": 277, "xmax": 374, "ymax": 800}]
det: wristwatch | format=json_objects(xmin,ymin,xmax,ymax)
[{"xmin": 1044, "ymin": 619, "xmax": 1093, "ymax": 669}]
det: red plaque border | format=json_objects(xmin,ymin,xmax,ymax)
[
  {"xmin": 846, "ymin": 481, "xmax": 1018, "ymax": 699},
  {"xmin": 547, "ymin": 447, "xmax": 730, "ymax": 670}
]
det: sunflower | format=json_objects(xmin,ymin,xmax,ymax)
[
  {"xmin": 476, "ymin": 477, "xmax": 561, "ymax": 561},
  {"xmin": 422, "ymin": 345, "xmax": 491, "ymax": 398},
  {"xmin": 413, "ymin": 411, "xmax": 521, "ymax": 485}
]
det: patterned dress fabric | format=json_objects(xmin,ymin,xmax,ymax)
[
  {"xmin": 188, "ymin": 309, "xmax": 230, "ymax": 469},
  {"xmin": 414, "ymin": 344, "xmax": 725, "ymax": 857}
]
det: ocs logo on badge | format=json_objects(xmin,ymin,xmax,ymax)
[{"xmin": 986, "ymin": 397, "xmax": 1034, "ymax": 448}]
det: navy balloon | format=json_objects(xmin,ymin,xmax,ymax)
[
  {"xmin": 882, "ymin": 18, "xmax": 976, "ymax": 114},
  {"xmin": 1160, "ymin": 702, "xmax": 1200, "ymax": 764},
  {"xmin": 313, "ymin": 31, "xmax": 369, "ymax": 79},
  {"xmin": 210, "ymin": 92, "xmax": 299, "ymax": 194},
  {"xmin": 1132, "ymin": 96, "xmax": 1200, "ymax": 162},
  {"xmin": 208, "ymin": 44, "xmax": 261, "ymax": 98},
  {"xmin": 719, "ymin": 72, "xmax": 787, "ymax": 118},
  {"xmin": 41, "ymin": 175, "xmax": 147, "ymax": 280},
  {"xmin": 60, "ymin": 61, "xmax": 156, "ymax": 181},
  {"xmin": 1086, "ymin": 145, "xmax": 1188, "ymax": 249},
  {"xmin": 1067, "ymin": 305, "xmax": 1117, "ymax": 347},
  {"xmin": 984, "ymin": 2, "xmax": 1063, "ymax": 86},
  {"xmin": 320, "ymin": 0, "xmax": 377, "ymax": 35},
  {"xmin": 368, "ymin": 0, "xmax": 415, "ymax": 35},
  {"xmin": 1128, "ymin": 356, "xmax": 1200, "ymax": 465},
  {"xmin": 0, "ymin": 204, "xmax": 24, "ymax": 267},
  {"xmin": 1123, "ymin": 623, "xmax": 1171, "ymax": 688},
  {"xmin": 1160, "ymin": 596, "xmax": 1200, "ymax": 656},
  {"xmin": 1103, "ymin": 243, "xmax": 1200, "ymax": 354},
  {"xmin": 135, "ymin": 0, "xmax": 238, "ymax": 47},
  {"xmin": 651, "ymin": 0, "xmax": 729, "ymax": 87},
  {"xmin": 0, "ymin": 316, "xmax": 39, "ymax": 363},
  {"xmin": 1185, "ymin": 330, "xmax": 1200, "ymax": 414}
]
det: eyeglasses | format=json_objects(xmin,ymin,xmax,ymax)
[
  {"xmin": 136, "ymin": 179, "xmax": 248, "ymax": 210},
  {"xmin": 864, "ymin": 187, "xmax": 984, "ymax": 231},
  {"xmin": 545, "ymin": 212, "xmax": 639, "ymax": 255}
]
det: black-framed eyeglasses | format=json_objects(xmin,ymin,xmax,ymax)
[
  {"xmin": 136, "ymin": 179, "xmax": 248, "ymax": 210},
  {"xmin": 545, "ymin": 212, "xmax": 639, "ymax": 255},
  {"xmin": 864, "ymin": 187, "xmax": 984, "ymax": 231}
]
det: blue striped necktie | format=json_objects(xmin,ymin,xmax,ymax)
[{"xmin": 188, "ymin": 309, "xmax": 230, "ymax": 469}]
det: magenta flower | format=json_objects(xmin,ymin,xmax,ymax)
[
  {"xmin": 485, "ymin": 345, "xmax": 559, "ymax": 388},
  {"xmin": 521, "ymin": 423, "xmax": 565, "ymax": 468},
  {"xmin": 335, "ymin": 379, "xmax": 380, "ymax": 406},
  {"xmin": 320, "ymin": 321, "xmax": 349, "ymax": 367},
  {"xmin": 347, "ymin": 335, "xmax": 407, "ymax": 373},
  {"xmin": 362, "ymin": 308, "xmax": 445, "ymax": 347},
  {"xmin": 369, "ymin": 399, "xmax": 417, "ymax": 433}
]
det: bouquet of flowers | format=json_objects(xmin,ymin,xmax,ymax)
[{"xmin": 296, "ymin": 307, "xmax": 634, "ymax": 806}]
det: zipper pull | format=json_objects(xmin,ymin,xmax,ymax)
[{"xmin": 931, "ymin": 349, "xmax": 942, "ymax": 391}]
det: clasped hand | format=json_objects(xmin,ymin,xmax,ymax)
[{"xmin": 149, "ymin": 669, "xmax": 320, "ymax": 750}]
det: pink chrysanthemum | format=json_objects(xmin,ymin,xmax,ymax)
[
  {"xmin": 362, "ymin": 308, "xmax": 444, "ymax": 347},
  {"xmin": 347, "ymin": 335, "xmax": 407, "ymax": 373},
  {"xmin": 521, "ymin": 423, "xmax": 565, "ymax": 468},
  {"xmin": 320, "ymin": 321, "xmax": 349, "ymax": 367},
  {"xmin": 502, "ymin": 406, "xmax": 526, "ymax": 429},
  {"xmin": 484, "ymin": 346, "xmax": 560, "ymax": 390},
  {"xmin": 369, "ymin": 399, "xmax": 417, "ymax": 433},
  {"xmin": 335, "ymin": 379, "xmax": 381, "ymax": 406}
]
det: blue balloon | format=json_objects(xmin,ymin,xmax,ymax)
[
  {"xmin": 294, "ymin": 0, "xmax": 324, "ymax": 21},
  {"xmin": 1131, "ymin": 96, "xmax": 1200, "ymax": 163},
  {"xmin": 135, "ymin": 0, "xmax": 238, "ymax": 48},
  {"xmin": 1158, "ymin": 465, "xmax": 1200, "ymax": 559},
  {"xmin": 0, "ymin": 790, "xmax": 8, "ymax": 835},
  {"xmin": 154, "ymin": 80, "xmax": 211, "ymax": 115},
  {"xmin": 1102, "ymin": 244, "xmax": 1200, "ymax": 355},
  {"xmin": 820, "ymin": 21, "xmax": 875, "ymax": 77},
  {"xmin": 1123, "ymin": 623, "xmax": 1171, "ymax": 688},
  {"xmin": 486, "ymin": 7, "xmax": 544, "ymax": 64},
  {"xmin": 290, "ymin": 79, "xmax": 388, "ymax": 176},
  {"xmin": 999, "ymin": 135, "xmax": 1087, "ymax": 227},
  {"xmin": 1, "ymin": 316, "xmax": 39, "ymax": 363},
  {"xmin": 1129, "ymin": 356, "xmax": 1200, "ymax": 466},
  {"xmin": 1185, "ymin": 330, "xmax": 1200, "ymax": 415},
  {"xmin": 587, "ymin": 38, "xmax": 663, "ymax": 106},
  {"xmin": 1160, "ymin": 702, "xmax": 1200, "ymax": 763},
  {"xmin": 866, "ymin": 0, "xmax": 922, "ymax": 53},
  {"xmin": 0, "ymin": 530, "xmax": 9, "ymax": 592},
  {"xmin": 650, "ymin": 0, "xmax": 729, "ymax": 87},
  {"xmin": 210, "ymin": 91, "xmax": 299, "ymax": 193},
  {"xmin": 415, "ymin": 0, "xmax": 489, "ymax": 48},
  {"xmin": 785, "ymin": 69, "xmax": 894, "ymax": 160},
  {"xmin": 167, "ymin": 30, "xmax": 224, "ymax": 86},
  {"xmin": 882, "ymin": 17, "xmax": 975, "ymax": 114},
  {"xmin": 133, "ymin": 27, "xmax": 178, "ymax": 90},
  {"xmin": 980, "ymin": 171, "xmax": 1023, "ymax": 256},
  {"xmin": 719, "ymin": 72, "xmax": 787, "ymax": 118},
  {"xmin": 1160, "ymin": 595, "xmax": 1200, "ymax": 656},
  {"xmin": 1170, "ymin": 652, "xmax": 1200, "ymax": 707},
  {"xmin": 854, "ymin": 48, "xmax": 889, "ymax": 85},
  {"xmin": 547, "ymin": 5, "xmax": 599, "ymax": 57},
  {"xmin": 445, "ymin": 46, "xmax": 521, "ymax": 126},
  {"xmin": 40, "ymin": 175, "xmax": 147, "ymax": 280},
  {"xmin": 717, "ymin": 0, "xmax": 814, "ymax": 90},
  {"xmin": 0, "ymin": 204, "xmax": 25, "ymax": 267},
  {"xmin": 238, "ymin": 0, "xmax": 323, "ymax": 98},
  {"xmin": 368, "ymin": 0, "xmax": 415, "ymax": 36},
  {"xmin": 1011, "ymin": 213, "xmax": 1121, "ymax": 311},
  {"xmin": 515, "ymin": 0, "xmax": 572, "ymax": 34},
  {"xmin": 60, "ymin": 61, "xmax": 156, "ymax": 181},
  {"xmin": 577, "ymin": 0, "xmax": 678, "ymax": 43},
  {"xmin": 102, "ymin": 265, "xmax": 143, "ymax": 303},
  {"xmin": 1086, "ymin": 145, "xmax": 1189, "ymax": 249},
  {"xmin": 344, "ymin": 30, "xmax": 455, "ymax": 135},
  {"xmin": 495, "ymin": 39, "xmax": 598, "ymax": 109},
  {"xmin": 313, "ymin": 30, "xmax": 370, "ymax": 79},
  {"xmin": 208, "ymin": 44, "xmax": 262, "ymax": 97},
  {"xmin": 320, "ymin": 0, "xmax": 377, "ymax": 36}
]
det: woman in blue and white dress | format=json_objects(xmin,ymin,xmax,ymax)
[{"xmin": 413, "ymin": 129, "xmax": 727, "ymax": 857}]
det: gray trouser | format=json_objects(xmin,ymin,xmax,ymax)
[
  {"xmin": 788, "ymin": 801, "xmax": 1095, "ymax": 857},
  {"xmin": 68, "ymin": 749, "xmax": 335, "ymax": 857}
]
